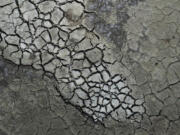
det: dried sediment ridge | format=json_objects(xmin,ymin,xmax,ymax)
[{"xmin": 0, "ymin": 0, "xmax": 145, "ymax": 122}]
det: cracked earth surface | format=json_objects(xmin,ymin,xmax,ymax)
[{"xmin": 0, "ymin": 0, "xmax": 180, "ymax": 135}]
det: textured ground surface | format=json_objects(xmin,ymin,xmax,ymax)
[{"xmin": 0, "ymin": 0, "xmax": 180, "ymax": 135}]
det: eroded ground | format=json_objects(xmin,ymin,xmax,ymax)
[{"xmin": 0, "ymin": 0, "xmax": 180, "ymax": 135}]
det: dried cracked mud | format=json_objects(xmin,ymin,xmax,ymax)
[{"xmin": 0, "ymin": 0, "xmax": 180, "ymax": 135}]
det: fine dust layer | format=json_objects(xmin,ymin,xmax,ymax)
[{"xmin": 0, "ymin": 0, "xmax": 180, "ymax": 135}]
